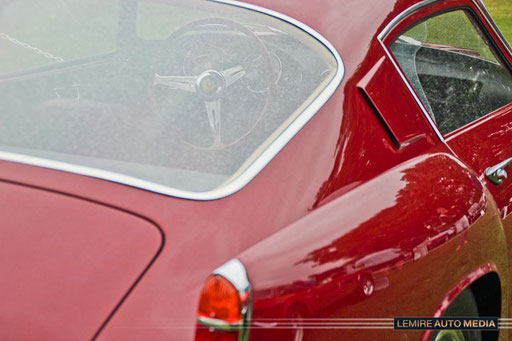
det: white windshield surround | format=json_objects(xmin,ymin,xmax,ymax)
[{"xmin": 0, "ymin": 0, "xmax": 345, "ymax": 200}]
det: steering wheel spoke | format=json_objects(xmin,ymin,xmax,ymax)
[
  {"xmin": 205, "ymin": 99, "xmax": 222, "ymax": 146},
  {"xmin": 221, "ymin": 66, "xmax": 246, "ymax": 88},
  {"xmin": 154, "ymin": 73, "xmax": 196, "ymax": 92},
  {"xmin": 151, "ymin": 17, "xmax": 274, "ymax": 149}
]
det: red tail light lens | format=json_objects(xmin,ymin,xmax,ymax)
[
  {"xmin": 195, "ymin": 259, "xmax": 251, "ymax": 341},
  {"xmin": 198, "ymin": 275, "xmax": 242, "ymax": 324}
]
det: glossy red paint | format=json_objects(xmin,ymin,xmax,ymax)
[
  {"xmin": 241, "ymin": 152, "xmax": 506, "ymax": 340},
  {"xmin": 358, "ymin": 54, "xmax": 428, "ymax": 148},
  {"xmin": 0, "ymin": 0, "xmax": 510, "ymax": 340},
  {"xmin": 0, "ymin": 181, "xmax": 162, "ymax": 340}
]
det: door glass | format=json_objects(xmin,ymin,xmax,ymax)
[{"xmin": 389, "ymin": 10, "xmax": 512, "ymax": 135}]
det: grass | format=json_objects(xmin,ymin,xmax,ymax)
[
  {"xmin": 484, "ymin": 0, "xmax": 512, "ymax": 45},
  {"xmin": 401, "ymin": 1, "xmax": 512, "ymax": 62},
  {"xmin": 403, "ymin": 10, "xmax": 498, "ymax": 61}
]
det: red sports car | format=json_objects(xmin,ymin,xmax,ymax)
[{"xmin": 0, "ymin": 0, "xmax": 511, "ymax": 340}]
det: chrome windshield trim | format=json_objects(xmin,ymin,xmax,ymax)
[
  {"xmin": 0, "ymin": 0, "xmax": 344, "ymax": 201},
  {"xmin": 377, "ymin": 0, "xmax": 446, "ymax": 144}
]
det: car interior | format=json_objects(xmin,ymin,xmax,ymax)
[{"xmin": 0, "ymin": 0, "xmax": 336, "ymax": 192}]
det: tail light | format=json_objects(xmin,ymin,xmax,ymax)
[{"xmin": 195, "ymin": 259, "xmax": 252, "ymax": 341}]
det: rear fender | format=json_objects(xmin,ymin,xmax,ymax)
[{"xmin": 239, "ymin": 152, "xmax": 508, "ymax": 340}]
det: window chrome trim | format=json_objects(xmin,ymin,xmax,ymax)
[
  {"xmin": 378, "ymin": 0, "xmax": 512, "ymax": 145},
  {"xmin": 377, "ymin": 0, "xmax": 446, "ymax": 143},
  {"xmin": 0, "ymin": 0, "xmax": 344, "ymax": 201},
  {"xmin": 377, "ymin": 0, "xmax": 439, "ymax": 41}
]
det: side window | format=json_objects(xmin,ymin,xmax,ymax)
[
  {"xmin": 0, "ymin": 0, "xmax": 120, "ymax": 75},
  {"xmin": 389, "ymin": 10, "xmax": 512, "ymax": 135}
]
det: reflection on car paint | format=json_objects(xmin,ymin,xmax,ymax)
[{"xmin": 242, "ymin": 154, "xmax": 494, "ymax": 340}]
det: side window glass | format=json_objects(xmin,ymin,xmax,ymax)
[
  {"xmin": 389, "ymin": 10, "xmax": 512, "ymax": 135},
  {"xmin": 0, "ymin": 0, "xmax": 120, "ymax": 75}
]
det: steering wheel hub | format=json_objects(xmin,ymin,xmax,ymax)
[
  {"xmin": 151, "ymin": 17, "xmax": 274, "ymax": 149},
  {"xmin": 196, "ymin": 70, "xmax": 225, "ymax": 99}
]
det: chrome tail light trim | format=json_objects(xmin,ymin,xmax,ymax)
[{"xmin": 198, "ymin": 259, "xmax": 252, "ymax": 341}]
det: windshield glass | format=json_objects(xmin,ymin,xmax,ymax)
[{"xmin": 0, "ymin": 0, "xmax": 339, "ymax": 198}]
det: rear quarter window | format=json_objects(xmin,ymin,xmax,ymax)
[
  {"xmin": 0, "ymin": 0, "xmax": 120, "ymax": 74},
  {"xmin": 0, "ymin": 0, "xmax": 342, "ymax": 199}
]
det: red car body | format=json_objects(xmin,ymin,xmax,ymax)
[{"xmin": 0, "ymin": 0, "xmax": 511, "ymax": 340}]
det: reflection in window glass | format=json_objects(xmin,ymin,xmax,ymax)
[
  {"xmin": 0, "ymin": 0, "xmax": 338, "ymax": 195},
  {"xmin": 390, "ymin": 10, "xmax": 512, "ymax": 135},
  {"xmin": 0, "ymin": 0, "xmax": 119, "ymax": 74}
]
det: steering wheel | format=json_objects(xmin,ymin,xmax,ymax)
[{"xmin": 151, "ymin": 18, "xmax": 275, "ymax": 150}]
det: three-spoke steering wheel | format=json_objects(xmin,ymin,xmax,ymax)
[{"xmin": 151, "ymin": 18, "xmax": 275, "ymax": 149}]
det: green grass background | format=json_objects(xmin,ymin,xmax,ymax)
[
  {"xmin": 485, "ymin": 0, "xmax": 512, "ymax": 44},
  {"xmin": 403, "ymin": 1, "xmax": 512, "ymax": 62}
]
